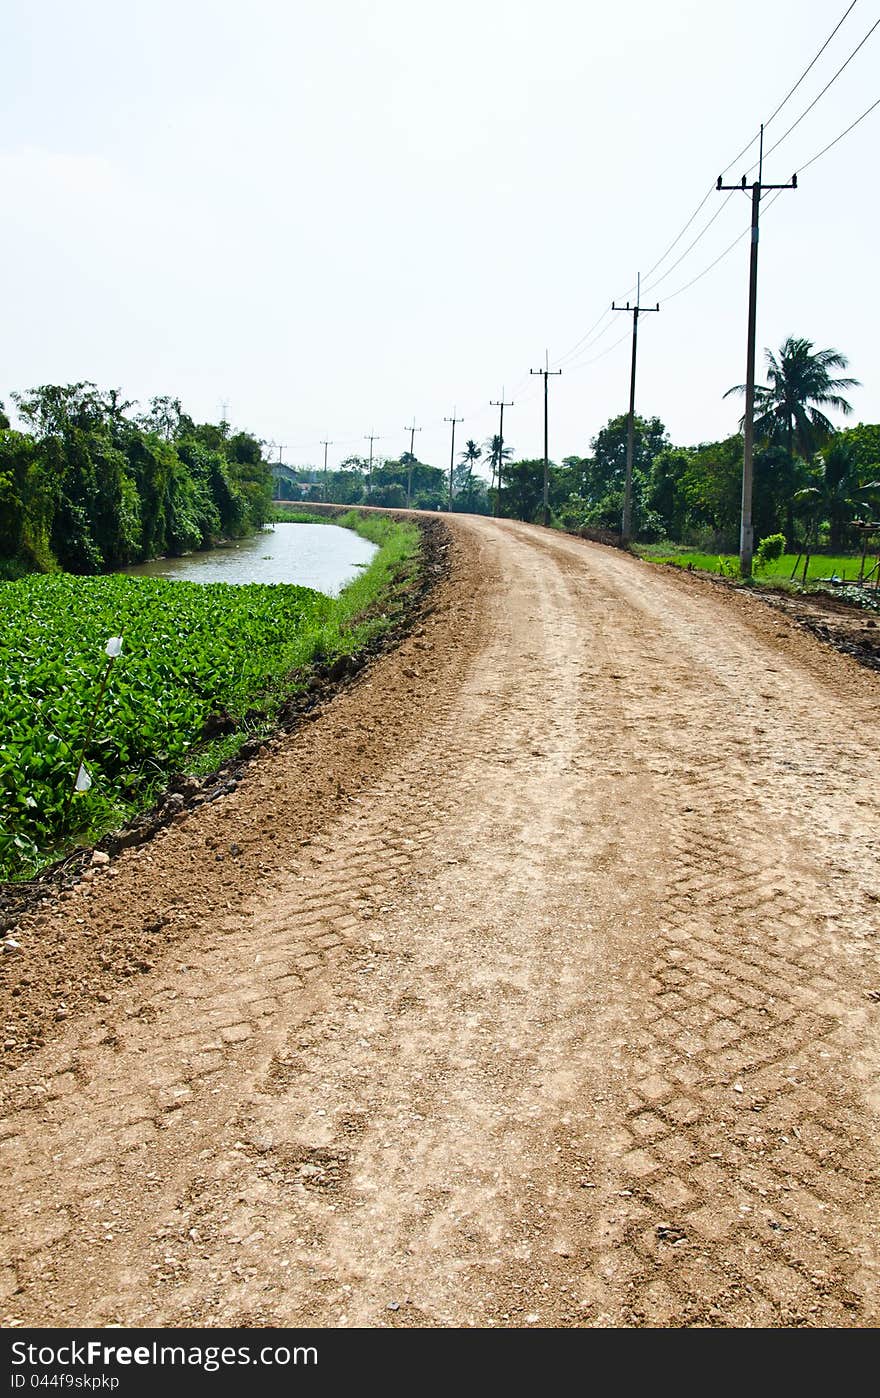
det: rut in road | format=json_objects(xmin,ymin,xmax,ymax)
[{"xmin": 1, "ymin": 516, "xmax": 879, "ymax": 1328}]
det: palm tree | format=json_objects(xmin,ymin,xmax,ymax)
[
  {"xmin": 484, "ymin": 434, "xmax": 513, "ymax": 514},
  {"xmin": 725, "ymin": 336, "xmax": 859, "ymax": 544},
  {"xmin": 459, "ymin": 439, "xmax": 482, "ymax": 511},
  {"xmin": 725, "ymin": 336, "xmax": 859, "ymax": 461}
]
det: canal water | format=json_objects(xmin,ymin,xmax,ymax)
[{"xmin": 122, "ymin": 522, "xmax": 378, "ymax": 596}]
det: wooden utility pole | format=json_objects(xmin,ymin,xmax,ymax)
[
  {"xmin": 718, "ymin": 125, "xmax": 797, "ymax": 577},
  {"xmin": 444, "ymin": 412, "xmax": 464, "ymax": 512},
  {"xmin": 529, "ymin": 353, "xmax": 561, "ymax": 527},
  {"xmin": 404, "ymin": 420, "xmax": 421, "ymax": 507},
  {"xmin": 489, "ymin": 394, "xmax": 513, "ymax": 518},
  {"xmin": 612, "ymin": 276, "xmax": 659, "ymax": 545},
  {"xmin": 320, "ymin": 439, "xmax": 334, "ymax": 503}
]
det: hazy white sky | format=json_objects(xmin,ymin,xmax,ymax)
[{"xmin": 2, "ymin": 0, "xmax": 877, "ymax": 475}]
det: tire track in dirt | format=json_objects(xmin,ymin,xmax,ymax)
[
  {"xmin": 513, "ymin": 525, "xmax": 880, "ymax": 1325},
  {"xmin": 1, "ymin": 517, "xmax": 878, "ymax": 1328}
]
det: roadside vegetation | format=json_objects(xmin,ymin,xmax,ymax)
[
  {"xmin": 634, "ymin": 543, "xmax": 870, "ymax": 585},
  {"xmin": 0, "ymin": 510, "xmax": 420, "ymax": 881},
  {"xmin": 0, "ymin": 384, "xmax": 273, "ymax": 578},
  {"xmin": 383, "ymin": 337, "xmax": 877, "ymax": 593}
]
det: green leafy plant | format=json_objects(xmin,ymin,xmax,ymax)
[
  {"xmin": 754, "ymin": 533, "xmax": 786, "ymax": 570},
  {"xmin": 0, "ymin": 513, "xmax": 420, "ymax": 879}
]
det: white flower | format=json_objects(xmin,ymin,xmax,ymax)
[{"xmin": 105, "ymin": 636, "xmax": 123, "ymax": 658}]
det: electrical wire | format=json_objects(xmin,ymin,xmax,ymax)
[
  {"xmin": 798, "ymin": 91, "xmax": 880, "ymax": 171},
  {"xmin": 762, "ymin": 0, "xmax": 859, "ymax": 130},
  {"xmin": 549, "ymin": 3, "xmax": 867, "ymax": 373},
  {"xmin": 641, "ymin": 192, "xmax": 736, "ymax": 298},
  {"xmin": 756, "ymin": 16, "xmax": 879, "ymax": 168}
]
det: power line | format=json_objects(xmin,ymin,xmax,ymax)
[
  {"xmin": 652, "ymin": 88, "xmax": 880, "ymax": 311},
  {"xmin": 550, "ymin": 4, "xmax": 867, "ymax": 375},
  {"xmin": 798, "ymin": 91, "xmax": 880, "ymax": 171},
  {"xmin": 641, "ymin": 192, "xmax": 736, "ymax": 298},
  {"xmin": 562, "ymin": 328, "xmax": 631, "ymax": 376},
  {"xmin": 763, "ymin": 0, "xmax": 860, "ymax": 130},
  {"xmin": 758, "ymin": 16, "xmax": 879, "ymax": 167},
  {"xmin": 645, "ymin": 2, "xmax": 863, "ymax": 275}
]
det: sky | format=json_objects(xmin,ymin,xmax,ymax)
[{"xmin": 1, "ymin": 0, "xmax": 877, "ymax": 478}]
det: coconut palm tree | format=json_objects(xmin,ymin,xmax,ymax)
[
  {"xmin": 725, "ymin": 337, "xmax": 859, "ymax": 461},
  {"xmin": 459, "ymin": 439, "xmax": 482, "ymax": 511},
  {"xmin": 484, "ymin": 434, "xmax": 513, "ymax": 514}
]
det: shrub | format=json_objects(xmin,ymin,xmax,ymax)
[{"xmin": 755, "ymin": 532, "xmax": 786, "ymax": 569}]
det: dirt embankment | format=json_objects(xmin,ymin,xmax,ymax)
[{"xmin": 1, "ymin": 515, "xmax": 879, "ymax": 1329}]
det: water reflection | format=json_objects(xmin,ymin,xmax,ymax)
[{"xmin": 122, "ymin": 523, "xmax": 377, "ymax": 596}]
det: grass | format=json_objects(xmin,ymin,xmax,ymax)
[
  {"xmin": 634, "ymin": 543, "xmax": 872, "ymax": 584},
  {"xmin": 0, "ymin": 510, "xmax": 421, "ymax": 880}
]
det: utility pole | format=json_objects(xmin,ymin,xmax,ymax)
[
  {"xmin": 489, "ymin": 393, "xmax": 513, "ymax": 518},
  {"xmin": 404, "ymin": 419, "xmax": 421, "ymax": 508},
  {"xmin": 364, "ymin": 432, "xmax": 383, "ymax": 497},
  {"xmin": 529, "ymin": 352, "xmax": 562, "ymax": 527},
  {"xmin": 267, "ymin": 442, "xmax": 289, "ymax": 502},
  {"xmin": 718, "ymin": 124, "xmax": 797, "ymax": 577},
  {"xmin": 320, "ymin": 439, "xmax": 334, "ymax": 503},
  {"xmin": 267, "ymin": 441, "xmax": 289, "ymax": 465},
  {"xmin": 444, "ymin": 411, "xmax": 463, "ymax": 513},
  {"xmin": 612, "ymin": 276, "xmax": 659, "ymax": 545}
]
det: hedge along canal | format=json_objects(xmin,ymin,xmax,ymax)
[{"xmin": 0, "ymin": 509, "xmax": 428, "ymax": 882}]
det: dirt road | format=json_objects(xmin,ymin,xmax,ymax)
[{"xmin": 2, "ymin": 516, "xmax": 879, "ymax": 1328}]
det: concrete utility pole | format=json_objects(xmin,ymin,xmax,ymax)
[
  {"xmin": 529, "ymin": 353, "xmax": 561, "ymax": 527},
  {"xmin": 404, "ymin": 420, "xmax": 421, "ymax": 507},
  {"xmin": 718, "ymin": 124, "xmax": 797, "ymax": 578},
  {"xmin": 364, "ymin": 433, "xmax": 383, "ymax": 496},
  {"xmin": 267, "ymin": 441, "xmax": 289, "ymax": 466},
  {"xmin": 320, "ymin": 439, "xmax": 334, "ymax": 503},
  {"xmin": 489, "ymin": 394, "xmax": 513, "ymax": 519},
  {"xmin": 612, "ymin": 276, "xmax": 659, "ymax": 546},
  {"xmin": 444, "ymin": 412, "xmax": 464, "ymax": 512}
]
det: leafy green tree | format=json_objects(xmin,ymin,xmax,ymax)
[
  {"xmin": 370, "ymin": 481, "xmax": 407, "ymax": 508},
  {"xmin": 646, "ymin": 447, "xmax": 692, "ymax": 540},
  {"xmin": 11, "ymin": 382, "xmax": 106, "ymax": 437},
  {"xmin": 0, "ymin": 429, "xmax": 55, "ymax": 570},
  {"xmin": 834, "ymin": 423, "xmax": 880, "ymax": 476},
  {"xmin": 678, "ymin": 435, "xmax": 744, "ymax": 544},
  {"xmin": 588, "ymin": 414, "xmax": 669, "ymax": 502},
  {"xmin": 325, "ymin": 468, "xmax": 366, "ymax": 505},
  {"xmin": 501, "ymin": 459, "xmax": 546, "ymax": 521}
]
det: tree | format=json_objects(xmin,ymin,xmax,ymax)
[
  {"xmin": 589, "ymin": 415, "xmax": 669, "ymax": 501},
  {"xmin": 725, "ymin": 337, "xmax": 859, "ymax": 461},
  {"xmin": 458, "ymin": 439, "xmax": 482, "ymax": 511},
  {"xmin": 725, "ymin": 337, "xmax": 859, "ymax": 544},
  {"xmin": 484, "ymin": 434, "xmax": 513, "ymax": 512}
]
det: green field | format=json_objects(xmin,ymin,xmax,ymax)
[
  {"xmin": 635, "ymin": 543, "xmax": 873, "ymax": 584},
  {"xmin": 0, "ymin": 510, "xmax": 420, "ymax": 879}
]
